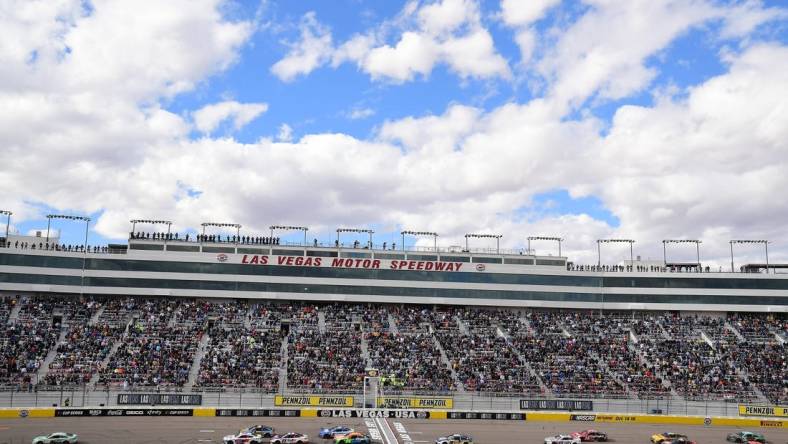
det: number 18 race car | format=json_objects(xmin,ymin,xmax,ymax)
[{"xmin": 32, "ymin": 432, "xmax": 79, "ymax": 444}]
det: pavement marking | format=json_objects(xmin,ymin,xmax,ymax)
[
  {"xmin": 365, "ymin": 418, "xmax": 384, "ymax": 442},
  {"xmin": 199, "ymin": 429, "xmax": 215, "ymax": 432},
  {"xmin": 393, "ymin": 421, "xmax": 414, "ymax": 444},
  {"xmin": 375, "ymin": 416, "xmax": 399, "ymax": 444}
]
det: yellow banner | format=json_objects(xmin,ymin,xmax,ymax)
[
  {"xmin": 739, "ymin": 405, "xmax": 788, "ymax": 417},
  {"xmin": 274, "ymin": 395, "xmax": 353, "ymax": 407},
  {"xmin": 376, "ymin": 397, "xmax": 453, "ymax": 409}
]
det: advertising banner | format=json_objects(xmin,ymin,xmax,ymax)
[{"xmin": 274, "ymin": 395, "xmax": 354, "ymax": 407}]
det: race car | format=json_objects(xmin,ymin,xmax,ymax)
[
  {"xmin": 242, "ymin": 425, "xmax": 275, "ymax": 437},
  {"xmin": 544, "ymin": 434, "xmax": 581, "ymax": 444},
  {"xmin": 271, "ymin": 432, "xmax": 310, "ymax": 444},
  {"xmin": 31, "ymin": 432, "xmax": 79, "ymax": 444},
  {"xmin": 334, "ymin": 432, "xmax": 372, "ymax": 444},
  {"xmin": 726, "ymin": 431, "xmax": 766, "ymax": 443},
  {"xmin": 319, "ymin": 426, "xmax": 354, "ymax": 439},
  {"xmin": 223, "ymin": 431, "xmax": 265, "ymax": 444},
  {"xmin": 435, "ymin": 434, "xmax": 474, "ymax": 444},
  {"xmin": 650, "ymin": 432, "xmax": 689, "ymax": 444},
  {"xmin": 571, "ymin": 429, "xmax": 608, "ymax": 442}
]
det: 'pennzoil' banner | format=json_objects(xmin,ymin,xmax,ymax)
[
  {"xmin": 739, "ymin": 405, "xmax": 788, "ymax": 418},
  {"xmin": 274, "ymin": 395, "xmax": 353, "ymax": 407},
  {"xmin": 376, "ymin": 397, "xmax": 453, "ymax": 409}
]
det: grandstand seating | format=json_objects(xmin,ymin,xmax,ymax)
[{"xmin": 0, "ymin": 293, "xmax": 784, "ymax": 405}]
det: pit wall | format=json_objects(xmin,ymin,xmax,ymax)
[{"xmin": 0, "ymin": 407, "xmax": 786, "ymax": 429}]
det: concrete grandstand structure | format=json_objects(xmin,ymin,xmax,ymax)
[{"xmin": 0, "ymin": 231, "xmax": 785, "ymax": 416}]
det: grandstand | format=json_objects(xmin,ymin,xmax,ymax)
[{"xmin": 0, "ymin": 228, "xmax": 785, "ymax": 413}]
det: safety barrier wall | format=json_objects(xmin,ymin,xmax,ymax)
[
  {"xmin": 0, "ymin": 407, "xmax": 786, "ymax": 429},
  {"xmin": 0, "ymin": 389, "xmax": 758, "ymax": 417}
]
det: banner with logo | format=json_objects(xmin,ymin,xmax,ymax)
[
  {"xmin": 216, "ymin": 409, "xmax": 301, "ymax": 417},
  {"xmin": 317, "ymin": 409, "xmax": 430, "ymax": 419},
  {"xmin": 519, "ymin": 399, "xmax": 593, "ymax": 411},
  {"xmin": 54, "ymin": 408, "xmax": 193, "ymax": 417},
  {"xmin": 274, "ymin": 395, "xmax": 354, "ymax": 407},
  {"xmin": 376, "ymin": 397, "xmax": 453, "ymax": 409},
  {"xmin": 117, "ymin": 393, "xmax": 202, "ymax": 406},
  {"xmin": 739, "ymin": 405, "xmax": 788, "ymax": 418},
  {"xmin": 447, "ymin": 411, "xmax": 525, "ymax": 420}
]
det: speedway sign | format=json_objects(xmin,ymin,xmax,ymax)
[
  {"xmin": 274, "ymin": 395, "xmax": 354, "ymax": 407},
  {"xmin": 236, "ymin": 255, "xmax": 467, "ymax": 272}
]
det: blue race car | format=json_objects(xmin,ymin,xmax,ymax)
[{"xmin": 319, "ymin": 426, "xmax": 354, "ymax": 439}]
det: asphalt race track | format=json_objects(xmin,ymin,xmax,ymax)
[{"xmin": 0, "ymin": 417, "xmax": 786, "ymax": 444}]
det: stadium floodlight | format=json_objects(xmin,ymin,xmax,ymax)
[
  {"xmin": 201, "ymin": 222, "xmax": 242, "ymax": 243},
  {"xmin": 337, "ymin": 228, "xmax": 374, "ymax": 248},
  {"xmin": 270, "ymin": 225, "xmax": 309, "ymax": 246},
  {"xmin": 46, "ymin": 214, "xmax": 91, "ymax": 249},
  {"xmin": 0, "ymin": 210, "xmax": 11, "ymax": 242},
  {"xmin": 527, "ymin": 236, "xmax": 563, "ymax": 257},
  {"xmin": 401, "ymin": 230, "xmax": 438, "ymax": 251},
  {"xmin": 596, "ymin": 238, "xmax": 635, "ymax": 267},
  {"xmin": 729, "ymin": 239, "xmax": 769, "ymax": 273},
  {"xmin": 662, "ymin": 239, "xmax": 701, "ymax": 267},
  {"xmin": 464, "ymin": 233, "xmax": 503, "ymax": 254},
  {"xmin": 130, "ymin": 219, "xmax": 173, "ymax": 241}
]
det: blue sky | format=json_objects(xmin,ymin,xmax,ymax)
[{"xmin": 3, "ymin": 0, "xmax": 788, "ymax": 264}]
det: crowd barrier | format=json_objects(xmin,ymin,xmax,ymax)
[{"xmin": 0, "ymin": 407, "xmax": 785, "ymax": 429}]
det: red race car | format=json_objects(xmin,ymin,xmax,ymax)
[{"xmin": 571, "ymin": 430, "xmax": 608, "ymax": 442}]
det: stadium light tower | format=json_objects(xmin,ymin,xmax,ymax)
[
  {"xmin": 201, "ymin": 222, "xmax": 241, "ymax": 242},
  {"xmin": 270, "ymin": 225, "xmax": 309, "ymax": 246},
  {"xmin": 337, "ymin": 228, "xmax": 374, "ymax": 248},
  {"xmin": 596, "ymin": 238, "xmax": 635, "ymax": 267},
  {"xmin": 46, "ymin": 214, "xmax": 91, "ymax": 250},
  {"xmin": 527, "ymin": 236, "xmax": 563, "ymax": 256},
  {"xmin": 401, "ymin": 230, "xmax": 438, "ymax": 252},
  {"xmin": 662, "ymin": 239, "xmax": 701, "ymax": 267},
  {"xmin": 464, "ymin": 233, "xmax": 503, "ymax": 254},
  {"xmin": 729, "ymin": 239, "xmax": 769, "ymax": 273},
  {"xmin": 130, "ymin": 219, "xmax": 173, "ymax": 240},
  {"xmin": 0, "ymin": 210, "xmax": 11, "ymax": 244}
]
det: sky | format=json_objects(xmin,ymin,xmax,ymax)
[{"xmin": 1, "ymin": 0, "xmax": 787, "ymax": 267}]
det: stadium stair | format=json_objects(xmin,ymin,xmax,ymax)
[
  {"xmin": 278, "ymin": 333, "xmax": 288, "ymax": 393},
  {"xmin": 499, "ymin": 320, "xmax": 550, "ymax": 395},
  {"xmin": 318, "ymin": 311, "xmax": 326, "ymax": 334},
  {"xmin": 36, "ymin": 327, "xmax": 68, "ymax": 385},
  {"xmin": 455, "ymin": 316, "xmax": 469, "ymax": 335},
  {"xmin": 185, "ymin": 333, "xmax": 211, "ymax": 389},
  {"xmin": 724, "ymin": 321, "xmax": 747, "ymax": 342},
  {"xmin": 8, "ymin": 300, "xmax": 21, "ymax": 322},
  {"xmin": 88, "ymin": 305, "xmax": 105, "ymax": 326},
  {"xmin": 626, "ymin": 341, "xmax": 681, "ymax": 401},
  {"xmin": 387, "ymin": 313, "xmax": 399, "ymax": 334},
  {"xmin": 430, "ymin": 333, "xmax": 466, "ymax": 393}
]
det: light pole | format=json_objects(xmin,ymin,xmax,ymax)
[
  {"xmin": 729, "ymin": 240, "xmax": 769, "ymax": 273},
  {"xmin": 662, "ymin": 239, "xmax": 702, "ymax": 270},
  {"xmin": 401, "ymin": 230, "xmax": 438, "ymax": 252},
  {"xmin": 464, "ymin": 233, "xmax": 503, "ymax": 254},
  {"xmin": 270, "ymin": 225, "xmax": 309, "ymax": 246},
  {"xmin": 596, "ymin": 239, "xmax": 636, "ymax": 267},
  {"xmin": 129, "ymin": 219, "xmax": 172, "ymax": 242},
  {"xmin": 336, "ymin": 228, "xmax": 374, "ymax": 249},
  {"xmin": 46, "ymin": 214, "xmax": 91, "ymax": 299},
  {"xmin": 0, "ymin": 210, "xmax": 11, "ymax": 246},
  {"xmin": 527, "ymin": 236, "xmax": 563, "ymax": 256}
]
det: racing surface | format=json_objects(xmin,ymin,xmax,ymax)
[{"xmin": 0, "ymin": 417, "xmax": 786, "ymax": 444}]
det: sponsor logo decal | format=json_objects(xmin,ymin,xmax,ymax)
[
  {"xmin": 570, "ymin": 414, "xmax": 597, "ymax": 421},
  {"xmin": 216, "ymin": 253, "xmax": 228, "ymax": 262},
  {"xmin": 475, "ymin": 263, "xmax": 486, "ymax": 271},
  {"xmin": 760, "ymin": 420, "xmax": 783, "ymax": 427},
  {"xmin": 739, "ymin": 405, "xmax": 788, "ymax": 418},
  {"xmin": 18, "ymin": 410, "xmax": 28, "ymax": 418}
]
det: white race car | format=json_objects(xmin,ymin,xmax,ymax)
[
  {"xmin": 544, "ymin": 435, "xmax": 581, "ymax": 444},
  {"xmin": 271, "ymin": 432, "xmax": 310, "ymax": 444},
  {"xmin": 32, "ymin": 432, "xmax": 78, "ymax": 444},
  {"xmin": 223, "ymin": 431, "xmax": 265, "ymax": 444}
]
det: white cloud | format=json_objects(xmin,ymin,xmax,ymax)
[
  {"xmin": 347, "ymin": 107, "xmax": 375, "ymax": 120},
  {"xmin": 277, "ymin": 123, "xmax": 293, "ymax": 142},
  {"xmin": 499, "ymin": 0, "xmax": 561, "ymax": 27},
  {"xmin": 192, "ymin": 101, "xmax": 268, "ymax": 134},
  {"xmin": 273, "ymin": 0, "xmax": 510, "ymax": 83},
  {"xmin": 270, "ymin": 11, "xmax": 333, "ymax": 82}
]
